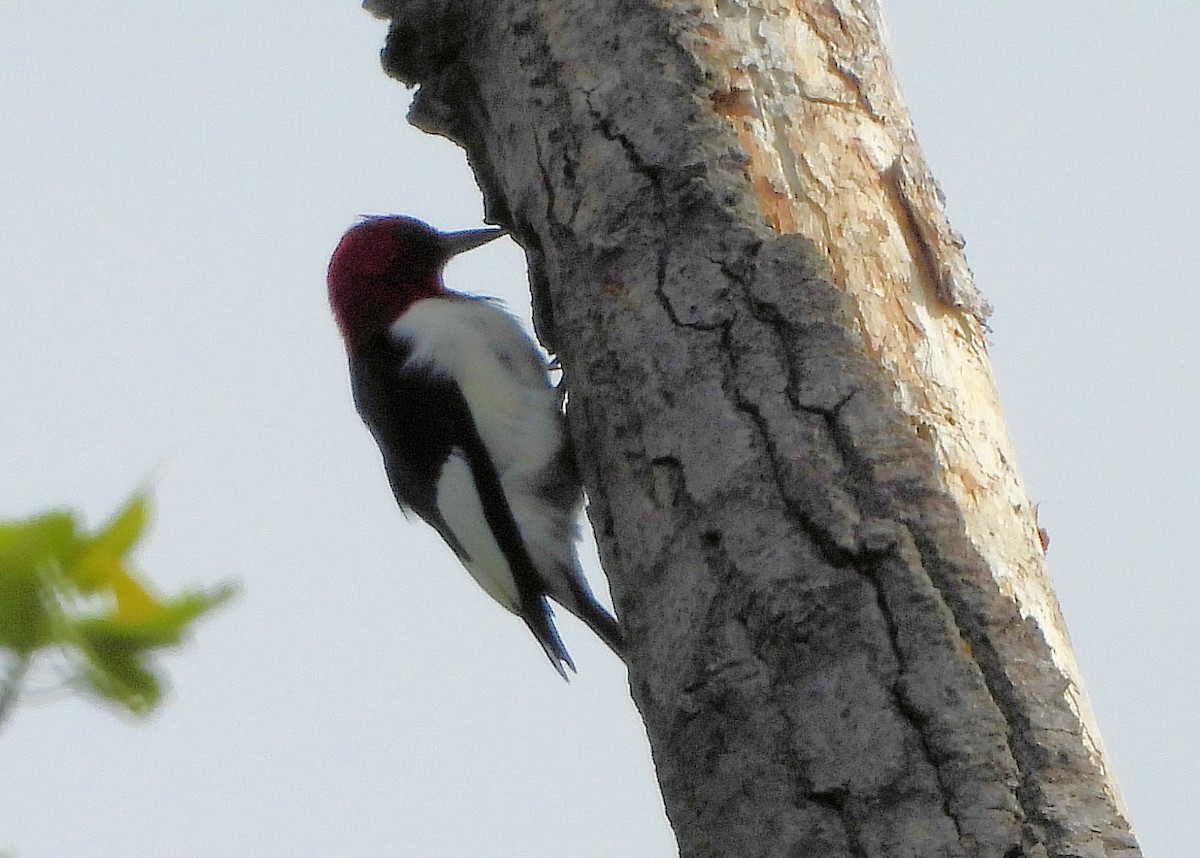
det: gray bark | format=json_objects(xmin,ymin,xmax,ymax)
[{"xmin": 363, "ymin": 1, "xmax": 1141, "ymax": 856}]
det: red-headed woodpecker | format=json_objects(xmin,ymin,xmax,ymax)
[{"xmin": 327, "ymin": 215, "xmax": 623, "ymax": 677}]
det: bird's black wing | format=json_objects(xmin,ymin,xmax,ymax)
[
  {"xmin": 349, "ymin": 334, "xmax": 575, "ymax": 676},
  {"xmin": 349, "ymin": 337, "xmax": 473, "ymax": 554}
]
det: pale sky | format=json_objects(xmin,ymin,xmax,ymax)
[{"xmin": 2, "ymin": 4, "xmax": 1196, "ymax": 856}]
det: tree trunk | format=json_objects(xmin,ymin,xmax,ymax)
[{"xmin": 364, "ymin": 1, "xmax": 1141, "ymax": 855}]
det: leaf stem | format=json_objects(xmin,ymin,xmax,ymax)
[{"xmin": 0, "ymin": 654, "xmax": 31, "ymax": 731}]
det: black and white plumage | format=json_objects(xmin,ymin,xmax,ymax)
[{"xmin": 327, "ymin": 215, "xmax": 622, "ymax": 677}]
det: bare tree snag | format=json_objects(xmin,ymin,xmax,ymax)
[{"xmin": 363, "ymin": 1, "xmax": 1140, "ymax": 855}]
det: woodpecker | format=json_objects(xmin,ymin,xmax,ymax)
[{"xmin": 327, "ymin": 215, "xmax": 623, "ymax": 677}]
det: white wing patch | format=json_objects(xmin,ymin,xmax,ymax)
[
  {"xmin": 394, "ymin": 297, "xmax": 574, "ymax": 614},
  {"xmin": 392, "ymin": 298, "xmax": 564, "ymax": 483},
  {"xmin": 435, "ymin": 452, "xmax": 521, "ymax": 613}
]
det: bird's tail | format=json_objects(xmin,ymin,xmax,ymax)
[
  {"xmin": 551, "ymin": 553, "xmax": 625, "ymax": 663},
  {"xmin": 523, "ymin": 598, "xmax": 576, "ymax": 681},
  {"xmin": 572, "ymin": 597, "xmax": 624, "ymax": 660}
]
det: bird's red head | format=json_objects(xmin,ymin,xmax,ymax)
[{"xmin": 327, "ymin": 216, "xmax": 504, "ymax": 349}]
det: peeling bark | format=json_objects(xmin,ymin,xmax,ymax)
[{"xmin": 362, "ymin": 1, "xmax": 1141, "ymax": 855}]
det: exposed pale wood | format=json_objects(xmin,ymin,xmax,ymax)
[
  {"xmin": 680, "ymin": 0, "xmax": 1123, "ymax": 821},
  {"xmin": 364, "ymin": 1, "xmax": 1140, "ymax": 855}
]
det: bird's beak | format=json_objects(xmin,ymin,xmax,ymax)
[{"xmin": 440, "ymin": 227, "xmax": 508, "ymax": 257}]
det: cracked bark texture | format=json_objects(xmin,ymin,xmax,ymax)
[{"xmin": 363, "ymin": 1, "xmax": 1141, "ymax": 856}]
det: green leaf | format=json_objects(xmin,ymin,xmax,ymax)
[
  {"xmin": 69, "ymin": 583, "xmax": 235, "ymax": 715},
  {"xmin": 75, "ymin": 584, "xmax": 236, "ymax": 651},
  {"xmin": 78, "ymin": 645, "xmax": 163, "ymax": 715},
  {"xmin": 0, "ymin": 512, "xmax": 80, "ymax": 653},
  {"xmin": 91, "ymin": 493, "xmax": 149, "ymax": 559},
  {"xmin": 1, "ymin": 492, "xmax": 237, "ymax": 720},
  {"xmin": 71, "ymin": 493, "xmax": 149, "ymax": 594},
  {"xmin": 0, "ymin": 512, "xmax": 80, "ymax": 571},
  {"xmin": 0, "ymin": 575, "xmax": 47, "ymax": 653}
]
